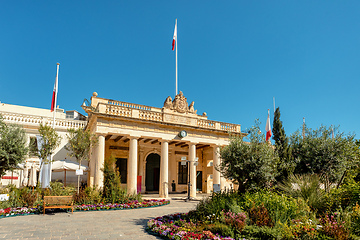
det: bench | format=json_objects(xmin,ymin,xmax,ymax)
[{"xmin": 43, "ymin": 196, "xmax": 73, "ymax": 215}]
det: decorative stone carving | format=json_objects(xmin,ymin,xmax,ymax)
[
  {"xmin": 163, "ymin": 91, "xmax": 197, "ymax": 114},
  {"xmin": 164, "ymin": 96, "xmax": 172, "ymax": 109},
  {"xmin": 189, "ymin": 101, "xmax": 197, "ymax": 114}
]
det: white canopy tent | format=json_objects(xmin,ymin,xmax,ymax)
[{"xmin": 51, "ymin": 160, "xmax": 89, "ymax": 186}]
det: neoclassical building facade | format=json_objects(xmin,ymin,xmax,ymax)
[
  {"xmin": 83, "ymin": 92, "xmax": 243, "ymax": 198},
  {"xmin": 0, "ymin": 102, "xmax": 87, "ymax": 187}
]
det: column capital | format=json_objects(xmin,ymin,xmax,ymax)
[
  {"xmin": 128, "ymin": 135, "xmax": 141, "ymax": 140},
  {"xmin": 188, "ymin": 142, "xmax": 198, "ymax": 146},
  {"xmin": 96, "ymin": 133, "xmax": 107, "ymax": 137}
]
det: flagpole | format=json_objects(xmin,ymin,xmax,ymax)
[
  {"xmin": 49, "ymin": 63, "xmax": 59, "ymax": 188},
  {"xmin": 175, "ymin": 19, "xmax": 178, "ymax": 96},
  {"xmin": 273, "ymin": 97, "xmax": 275, "ymax": 113},
  {"xmin": 302, "ymin": 117, "xmax": 306, "ymax": 138}
]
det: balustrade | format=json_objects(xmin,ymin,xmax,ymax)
[
  {"xmin": 98, "ymin": 103, "xmax": 240, "ymax": 133},
  {"xmin": 197, "ymin": 119, "xmax": 216, "ymax": 129},
  {"xmin": 220, "ymin": 123, "xmax": 237, "ymax": 132},
  {"xmin": 139, "ymin": 110, "xmax": 162, "ymax": 122},
  {"xmin": 1, "ymin": 112, "xmax": 86, "ymax": 129},
  {"xmin": 108, "ymin": 100, "xmax": 152, "ymax": 111},
  {"xmin": 105, "ymin": 105, "xmax": 132, "ymax": 117}
]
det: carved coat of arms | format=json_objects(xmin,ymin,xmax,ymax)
[{"xmin": 163, "ymin": 91, "xmax": 197, "ymax": 114}]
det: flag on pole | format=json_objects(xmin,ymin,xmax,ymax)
[
  {"xmin": 172, "ymin": 21, "xmax": 177, "ymax": 51},
  {"xmin": 266, "ymin": 109, "xmax": 272, "ymax": 142},
  {"xmin": 51, "ymin": 63, "xmax": 60, "ymax": 112}
]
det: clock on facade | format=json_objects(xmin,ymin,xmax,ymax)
[{"xmin": 178, "ymin": 130, "xmax": 187, "ymax": 138}]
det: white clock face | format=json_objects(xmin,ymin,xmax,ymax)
[{"xmin": 180, "ymin": 130, "xmax": 187, "ymax": 138}]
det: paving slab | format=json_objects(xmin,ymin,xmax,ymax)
[{"xmin": 1, "ymin": 197, "xmax": 202, "ymax": 240}]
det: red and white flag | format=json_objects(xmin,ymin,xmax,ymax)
[
  {"xmin": 266, "ymin": 109, "xmax": 272, "ymax": 141},
  {"xmin": 51, "ymin": 63, "xmax": 60, "ymax": 112},
  {"xmin": 172, "ymin": 21, "xmax": 177, "ymax": 51}
]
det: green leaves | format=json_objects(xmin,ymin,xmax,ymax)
[
  {"xmin": 291, "ymin": 125, "xmax": 360, "ymax": 191},
  {"xmin": 0, "ymin": 115, "xmax": 28, "ymax": 176},
  {"xmin": 36, "ymin": 123, "xmax": 61, "ymax": 164},
  {"xmin": 219, "ymin": 120, "xmax": 279, "ymax": 193},
  {"xmin": 65, "ymin": 128, "xmax": 97, "ymax": 165}
]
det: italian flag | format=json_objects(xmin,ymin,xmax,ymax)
[
  {"xmin": 266, "ymin": 109, "xmax": 272, "ymax": 141},
  {"xmin": 172, "ymin": 21, "xmax": 177, "ymax": 51}
]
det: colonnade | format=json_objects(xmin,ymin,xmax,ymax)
[{"xmin": 89, "ymin": 135, "xmax": 225, "ymax": 198}]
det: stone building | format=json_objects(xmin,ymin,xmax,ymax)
[
  {"xmin": 83, "ymin": 92, "xmax": 243, "ymax": 198},
  {"xmin": 0, "ymin": 102, "xmax": 87, "ymax": 187}
]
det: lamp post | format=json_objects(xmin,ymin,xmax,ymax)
[{"xmin": 181, "ymin": 156, "xmax": 198, "ymax": 202}]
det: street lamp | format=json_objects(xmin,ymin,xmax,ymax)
[{"xmin": 181, "ymin": 156, "xmax": 198, "ymax": 202}]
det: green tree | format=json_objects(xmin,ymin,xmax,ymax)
[
  {"xmin": 65, "ymin": 128, "xmax": 97, "ymax": 193},
  {"xmin": 219, "ymin": 120, "xmax": 279, "ymax": 193},
  {"xmin": 291, "ymin": 125, "xmax": 360, "ymax": 192},
  {"xmin": 33, "ymin": 123, "xmax": 61, "ymax": 166},
  {"xmin": 102, "ymin": 155, "xmax": 123, "ymax": 203},
  {"xmin": 0, "ymin": 115, "xmax": 28, "ymax": 176},
  {"xmin": 272, "ymin": 107, "xmax": 294, "ymax": 182}
]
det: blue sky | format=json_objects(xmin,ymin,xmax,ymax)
[{"xmin": 1, "ymin": 1, "xmax": 360, "ymax": 139}]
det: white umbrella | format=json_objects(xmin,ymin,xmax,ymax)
[
  {"xmin": 22, "ymin": 163, "xmax": 29, "ymax": 186},
  {"xmin": 28, "ymin": 163, "xmax": 37, "ymax": 187},
  {"xmin": 52, "ymin": 160, "xmax": 89, "ymax": 187}
]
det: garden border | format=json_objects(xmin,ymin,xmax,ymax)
[{"xmin": 0, "ymin": 199, "xmax": 170, "ymax": 219}]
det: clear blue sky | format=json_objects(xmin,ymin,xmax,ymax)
[{"xmin": 1, "ymin": 1, "xmax": 360, "ymax": 139}]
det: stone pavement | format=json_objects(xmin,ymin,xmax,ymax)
[{"xmin": 0, "ymin": 194, "xmax": 209, "ymax": 240}]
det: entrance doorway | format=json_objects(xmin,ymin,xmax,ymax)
[
  {"xmin": 145, "ymin": 153, "xmax": 160, "ymax": 192},
  {"xmin": 196, "ymin": 171, "xmax": 202, "ymax": 192}
]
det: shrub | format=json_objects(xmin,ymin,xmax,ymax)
[
  {"xmin": 0, "ymin": 185, "xmax": 42, "ymax": 209},
  {"xmin": 192, "ymin": 191, "xmax": 243, "ymax": 221},
  {"xmin": 43, "ymin": 182, "xmax": 75, "ymax": 196},
  {"xmin": 350, "ymin": 204, "xmax": 360, "ymax": 236},
  {"xmin": 204, "ymin": 222, "xmax": 234, "ymax": 239},
  {"xmin": 248, "ymin": 203, "xmax": 273, "ymax": 227},
  {"xmin": 72, "ymin": 186, "xmax": 105, "ymax": 205},
  {"xmin": 222, "ymin": 210, "xmax": 247, "ymax": 231},
  {"xmin": 289, "ymin": 218, "xmax": 320, "ymax": 240},
  {"xmin": 320, "ymin": 213, "xmax": 349, "ymax": 240},
  {"xmin": 242, "ymin": 190, "xmax": 310, "ymax": 225},
  {"xmin": 278, "ymin": 174, "xmax": 327, "ymax": 212},
  {"xmin": 102, "ymin": 155, "xmax": 126, "ymax": 203},
  {"xmin": 326, "ymin": 178, "xmax": 360, "ymax": 211},
  {"xmin": 240, "ymin": 225, "xmax": 282, "ymax": 240},
  {"xmin": 18, "ymin": 187, "xmax": 38, "ymax": 207}
]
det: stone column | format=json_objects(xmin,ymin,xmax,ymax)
[
  {"xmin": 220, "ymin": 175, "xmax": 226, "ymax": 191},
  {"xmin": 89, "ymin": 142, "xmax": 96, "ymax": 187},
  {"xmin": 94, "ymin": 134, "xmax": 105, "ymax": 188},
  {"xmin": 189, "ymin": 143, "xmax": 197, "ymax": 198},
  {"xmin": 213, "ymin": 145, "xmax": 221, "ymax": 192},
  {"xmin": 127, "ymin": 137, "xmax": 138, "ymax": 195},
  {"xmin": 159, "ymin": 140, "xmax": 169, "ymax": 198}
]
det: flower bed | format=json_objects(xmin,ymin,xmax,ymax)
[
  {"xmin": 0, "ymin": 207, "xmax": 39, "ymax": 218},
  {"xmin": 0, "ymin": 199, "xmax": 169, "ymax": 219},
  {"xmin": 75, "ymin": 199, "xmax": 169, "ymax": 211},
  {"xmin": 147, "ymin": 213, "xmax": 236, "ymax": 240}
]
